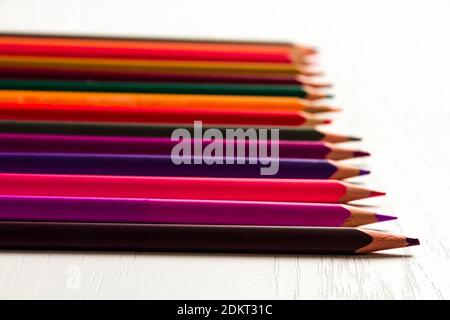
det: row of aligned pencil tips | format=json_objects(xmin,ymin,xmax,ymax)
[{"xmin": 0, "ymin": 32, "xmax": 419, "ymax": 254}]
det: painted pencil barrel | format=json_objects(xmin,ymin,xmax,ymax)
[
  {"xmin": 0, "ymin": 196, "xmax": 385, "ymax": 227},
  {"xmin": 0, "ymin": 153, "xmax": 364, "ymax": 179},
  {"xmin": 0, "ymin": 56, "xmax": 308, "ymax": 76},
  {"xmin": 0, "ymin": 79, "xmax": 318, "ymax": 99},
  {"xmin": 0, "ymin": 222, "xmax": 415, "ymax": 254},
  {"xmin": 0, "ymin": 32, "xmax": 315, "ymax": 56},
  {"xmin": 0, "ymin": 134, "xmax": 363, "ymax": 160},
  {"xmin": 0, "ymin": 68, "xmax": 306, "ymax": 85},
  {"xmin": 0, "ymin": 39, "xmax": 294, "ymax": 63},
  {"xmin": 0, "ymin": 121, "xmax": 356, "ymax": 142},
  {"xmin": 0, "ymin": 174, "xmax": 380, "ymax": 203},
  {"xmin": 0, "ymin": 103, "xmax": 325, "ymax": 127},
  {"xmin": 0, "ymin": 90, "xmax": 331, "ymax": 112}
]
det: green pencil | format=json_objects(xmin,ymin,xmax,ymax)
[{"xmin": 0, "ymin": 79, "xmax": 331, "ymax": 99}]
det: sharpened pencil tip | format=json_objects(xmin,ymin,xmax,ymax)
[
  {"xmin": 369, "ymin": 190, "xmax": 386, "ymax": 198},
  {"xmin": 348, "ymin": 136, "xmax": 362, "ymax": 142},
  {"xmin": 302, "ymin": 70, "xmax": 324, "ymax": 77},
  {"xmin": 325, "ymin": 94, "xmax": 334, "ymax": 99},
  {"xmin": 309, "ymin": 83, "xmax": 332, "ymax": 88},
  {"xmin": 322, "ymin": 119, "xmax": 333, "ymax": 124},
  {"xmin": 359, "ymin": 169, "xmax": 370, "ymax": 176},
  {"xmin": 406, "ymin": 238, "xmax": 420, "ymax": 247},
  {"xmin": 375, "ymin": 214, "xmax": 397, "ymax": 222},
  {"xmin": 353, "ymin": 150, "xmax": 371, "ymax": 158}
]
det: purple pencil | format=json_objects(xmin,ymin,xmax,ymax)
[
  {"xmin": 0, "ymin": 133, "xmax": 369, "ymax": 160},
  {"xmin": 0, "ymin": 153, "xmax": 369, "ymax": 179},
  {"xmin": 0, "ymin": 195, "xmax": 395, "ymax": 227}
]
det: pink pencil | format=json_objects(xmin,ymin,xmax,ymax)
[{"xmin": 0, "ymin": 173, "xmax": 384, "ymax": 203}]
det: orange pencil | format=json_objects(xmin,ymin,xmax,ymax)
[{"xmin": 0, "ymin": 90, "xmax": 337, "ymax": 113}]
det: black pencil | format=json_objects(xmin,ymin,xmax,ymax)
[
  {"xmin": 0, "ymin": 121, "xmax": 360, "ymax": 143},
  {"xmin": 0, "ymin": 222, "xmax": 418, "ymax": 254}
]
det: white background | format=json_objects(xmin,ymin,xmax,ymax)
[{"xmin": 0, "ymin": 0, "xmax": 449, "ymax": 299}]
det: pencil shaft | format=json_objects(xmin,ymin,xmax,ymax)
[
  {"xmin": 0, "ymin": 38, "xmax": 294, "ymax": 63},
  {"xmin": 0, "ymin": 121, "xmax": 336, "ymax": 141},
  {"xmin": 0, "ymin": 195, "xmax": 358, "ymax": 227},
  {"xmin": 0, "ymin": 32, "xmax": 299, "ymax": 49},
  {"xmin": 0, "ymin": 79, "xmax": 309, "ymax": 98},
  {"xmin": 0, "ymin": 221, "xmax": 375, "ymax": 254},
  {"xmin": 0, "ymin": 68, "xmax": 303, "ymax": 85},
  {"xmin": 0, "ymin": 55, "xmax": 304, "ymax": 76},
  {"xmin": 0, "ymin": 134, "xmax": 343, "ymax": 160},
  {"xmin": 0, "ymin": 90, "xmax": 315, "ymax": 111},
  {"xmin": 0, "ymin": 153, "xmax": 339, "ymax": 179},
  {"xmin": 0, "ymin": 103, "xmax": 314, "ymax": 127},
  {"xmin": 0, "ymin": 174, "xmax": 354, "ymax": 203}
]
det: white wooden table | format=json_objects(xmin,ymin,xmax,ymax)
[{"xmin": 0, "ymin": 0, "xmax": 449, "ymax": 299}]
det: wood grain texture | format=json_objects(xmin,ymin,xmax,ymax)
[{"xmin": 0, "ymin": 0, "xmax": 449, "ymax": 299}]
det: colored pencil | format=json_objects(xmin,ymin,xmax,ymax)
[
  {"xmin": 0, "ymin": 134, "xmax": 368, "ymax": 160},
  {"xmin": 0, "ymin": 195, "xmax": 394, "ymax": 227},
  {"xmin": 0, "ymin": 121, "xmax": 360, "ymax": 143},
  {"xmin": 0, "ymin": 221, "xmax": 419, "ymax": 254},
  {"xmin": 0, "ymin": 79, "xmax": 331, "ymax": 100},
  {"xmin": 0, "ymin": 90, "xmax": 337, "ymax": 113},
  {"xmin": 0, "ymin": 32, "xmax": 317, "ymax": 59},
  {"xmin": 0, "ymin": 153, "xmax": 368, "ymax": 179},
  {"xmin": 0, "ymin": 55, "xmax": 320, "ymax": 76},
  {"xmin": 0, "ymin": 70, "xmax": 330, "ymax": 88},
  {"xmin": 0, "ymin": 102, "xmax": 331, "ymax": 127},
  {"xmin": 0, "ymin": 173, "xmax": 385, "ymax": 203},
  {"xmin": 0, "ymin": 36, "xmax": 303, "ymax": 64}
]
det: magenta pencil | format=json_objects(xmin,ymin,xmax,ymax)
[{"xmin": 0, "ymin": 195, "xmax": 394, "ymax": 227}]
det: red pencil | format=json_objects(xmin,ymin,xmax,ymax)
[
  {"xmin": 0, "ymin": 173, "xmax": 385, "ymax": 203},
  {"xmin": 0, "ymin": 35, "xmax": 307, "ymax": 64},
  {"xmin": 0, "ymin": 102, "xmax": 331, "ymax": 127}
]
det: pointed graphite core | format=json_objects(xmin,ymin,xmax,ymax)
[
  {"xmin": 353, "ymin": 150, "xmax": 371, "ymax": 158},
  {"xmin": 359, "ymin": 169, "xmax": 371, "ymax": 176},
  {"xmin": 406, "ymin": 238, "xmax": 420, "ymax": 247},
  {"xmin": 375, "ymin": 214, "xmax": 397, "ymax": 222},
  {"xmin": 369, "ymin": 190, "xmax": 386, "ymax": 198}
]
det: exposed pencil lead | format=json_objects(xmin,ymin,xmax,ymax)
[
  {"xmin": 369, "ymin": 190, "xmax": 386, "ymax": 198},
  {"xmin": 359, "ymin": 169, "xmax": 370, "ymax": 176},
  {"xmin": 348, "ymin": 136, "xmax": 362, "ymax": 142},
  {"xmin": 375, "ymin": 214, "xmax": 397, "ymax": 222},
  {"xmin": 353, "ymin": 150, "xmax": 371, "ymax": 158},
  {"xmin": 406, "ymin": 238, "xmax": 420, "ymax": 247}
]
